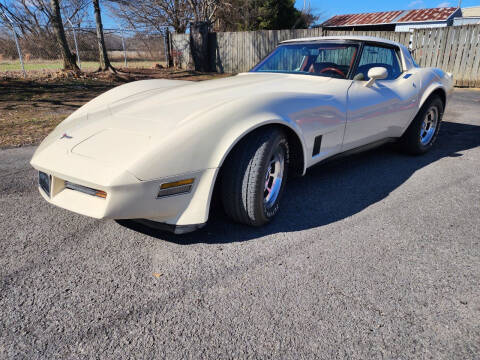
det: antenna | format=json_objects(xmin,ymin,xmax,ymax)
[{"xmin": 458, "ymin": 0, "xmax": 462, "ymax": 8}]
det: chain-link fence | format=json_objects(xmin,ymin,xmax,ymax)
[{"xmin": 0, "ymin": 25, "xmax": 168, "ymax": 76}]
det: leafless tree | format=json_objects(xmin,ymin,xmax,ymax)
[
  {"xmin": 50, "ymin": 0, "xmax": 80, "ymax": 71},
  {"xmin": 107, "ymin": 0, "xmax": 191, "ymax": 33},
  {"xmin": 92, "ymin": 0, "xmax": 115, "ymax": 72},
  {"xmin": 107, "ymin": 0, "xmax": 227, "ymax": 33},
  {"xmin": 0, "ymin": 0, "xmax": 89, "ymax": 36},
  {"xmin": 187, "ymin": 0, "xmax": 221, "ymax": 23},
  {"xmin": 0, "ymin": 0, "xmax": 88, "ymax": 65}
]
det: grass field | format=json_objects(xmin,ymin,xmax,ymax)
[{"xmin": 0, "ymin": 60, "xmax": 164, "ymax": 72}]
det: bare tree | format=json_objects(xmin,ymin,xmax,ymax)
[
  {"xmin": 50, "ymin": 0, "xmax": 80, "ymax": 71},
  {"xmin": 107, "ymin": 0, "xmax": 226, "ymax": 33},
  {"xmin": 0, "ymin": 0, "xmax": 89, "ymax": 36},
  {"xmin": 187, "ymin": 0, "xmax": 221, "ymax": 24},
  {"xmin": 107, "ymin": 0, "xmax": 191, "ymax": 33},
  {"xmin": 0, "ymin": 0, "xmax": 89, "ymax": 62},
  {"xmin": 92, "ymin": 0, "xmax": 115, "ymax": 72}
]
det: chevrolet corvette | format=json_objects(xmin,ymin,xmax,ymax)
[{"xmin": 31, "ymin": 36, "xmax": 454, "ymax": 233}]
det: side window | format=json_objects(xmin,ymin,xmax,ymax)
[
  {"xmin": 354, "ymin": 45, "xmax": 402, "ymax": 80},
  {"xmin": 315, "ymin": 46, "xmax": 357, "ymax": 67}
]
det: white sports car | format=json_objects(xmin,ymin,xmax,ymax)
[{"xmin": 31, "ymin": 36, "xmax": 454, "ymax": 234}]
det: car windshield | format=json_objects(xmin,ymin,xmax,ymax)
[{"xmin": 251, "ymin": 42, "xmax": 359, "ymax": 79}]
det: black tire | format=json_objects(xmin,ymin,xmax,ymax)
[
  {"xmin": 399, "ymin": 96, "xmax": 444, "ymax": 155},
  {"xmin": 220, "ymin": 128, "xmax": 289, "ymax": 226}
]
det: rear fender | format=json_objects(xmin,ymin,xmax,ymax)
[
  {"xmin": 402, "ymin": 69, "xmax": 450, "ymax": 134},
  {"xmin": 419, "ymin": 83, "xmax": 447, "ymax": 110}
]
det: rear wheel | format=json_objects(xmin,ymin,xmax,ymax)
[
  {"xmin": 399, "ymin": 96, "xmax": 443, "ymax": 155},
  {"xmin": 221, "ymin": 128, "xmax": 289, "ymax": 226}
]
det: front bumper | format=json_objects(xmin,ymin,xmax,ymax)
[{"xmin": 33, "ymin": 166, "xmax": 217, "ymax": 226}]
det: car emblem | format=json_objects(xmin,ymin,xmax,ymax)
[{"xmin": 60, "ymin": 133, "xmax": 73, "ymax": 140}]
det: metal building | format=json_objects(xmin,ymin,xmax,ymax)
[
  {"xmin": 453, "ymin": 6, "xmax": 480, "ymax": 26},
  {"xmin": 322, "ymin": 7, "xmax": 462, "ymax": 32}
]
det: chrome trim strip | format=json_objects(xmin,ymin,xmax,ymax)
[
  {"xmin": 64, "ymin": 181, "xmax": 106, "ymax": 198},
  {"xmin": 157, "ymin": 184, "xmax": 193, "ymax": 198}
]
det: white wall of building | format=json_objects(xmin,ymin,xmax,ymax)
[{"xmin": 395, "ymin": 22, "xmax": 448, "ymax": 32}]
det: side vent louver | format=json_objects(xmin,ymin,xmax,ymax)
[{"xmin": 312, "ymin": 135, "xmax": 322, "ymax": 157}]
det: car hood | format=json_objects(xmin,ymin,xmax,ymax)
[
  {"xmin": 71, "ymin": 72, "xmax": 335, "ymax": 127},
  {"xmin": 32, "ymin": 73, "xmax": 342, "ymax": 181},
  {"xmin": 110, "ymin": 73, "xmax": 337, "ymax": 124}
]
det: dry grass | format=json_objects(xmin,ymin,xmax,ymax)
[
  {"xmin": 0, "ymin": 59, "xmax": 166, "ymax": 72},
  {"xmin": 0, "ymin": 78, "xmax": 113, "ymax": 148},
  {"xmin": 0, "ymin": 68, "xmax": 231, "ymax": 148},
  {"xmin": 1, "ymin": 115, "xmax": 65, "ymax": 148}
]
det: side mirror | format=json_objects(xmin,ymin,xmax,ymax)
[{"xmin": 364, "ymin": 67, "xmax": 388, "ymax": 87}]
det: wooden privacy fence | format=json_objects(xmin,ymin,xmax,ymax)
[
  {"xmin": 172, "ymin": 25, "xmax": 480, "ymax": 87},
  {"xmin": 412, "ymin": 26, "xmax": 480, "ymax": 87},
  {"xmin": 171, "ymin": 28, "xmax": 323, "ymax": 73}
]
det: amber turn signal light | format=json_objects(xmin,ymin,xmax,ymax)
[
  {"xmin": 95, "ymin": 190, "xmax": 107, "ymax": 199},
  {"xmin": 160, "ymin": 179, "xmax": 194, "ymax": 190},
  {"xmin": 158, "ymin": 179, "xmax": 195, "ymax": 198}
]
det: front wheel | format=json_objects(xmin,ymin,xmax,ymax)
[
  {"xmin": 220, "ymin": 128, "xmax": 289, "ymax": 226},
  {"xmin": 399, "ymin": 96, "xmax": 444, "ymax": 155}
]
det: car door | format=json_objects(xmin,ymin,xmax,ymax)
[{"xmin": 342, "ymin": 44, "xmax": 419, "ymax": 151}]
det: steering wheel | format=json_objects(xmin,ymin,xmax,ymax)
[{"xmin": 319, "ymin": 67, "xmax": 345, "ymax": 78}]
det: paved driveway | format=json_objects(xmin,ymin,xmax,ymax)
[{"xmin": 1, "ymin": 89, "xmax": 479, "ymax": 359}]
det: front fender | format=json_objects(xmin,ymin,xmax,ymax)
[
  {"xmin": 172, "ymin": 116, "xmax": 306, "ymax": 226},
  {"xmin": 129, "ymin": 93, "xmax": 309, "ymax": 181},
  {"xmin": 211, "ymin": 115, "xmax": 308, "ymax": 175},
  {"xmin": 125, "ymin": 94, "xmax": 309, "ymax": 226}
]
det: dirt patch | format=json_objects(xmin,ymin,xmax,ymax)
[{"xmin": 0, "ymin": 68, "xmax": 231, "ymax": 148}]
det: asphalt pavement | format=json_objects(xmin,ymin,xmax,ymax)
[{"xmin": 1, "ymin": 89, "xmax": 479, "ymax": 359}]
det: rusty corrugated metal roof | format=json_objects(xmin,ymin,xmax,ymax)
[
  {"xmin": 322, "ymin": 7, "xmax": 458, "ymax": 27},
  {"xmin": 397, "ymin": 7, "xmax": 457, "ymax": 22},
  {"xmin": 323, "ymin": 11, "xmax": 404, "ymax": 26}
]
